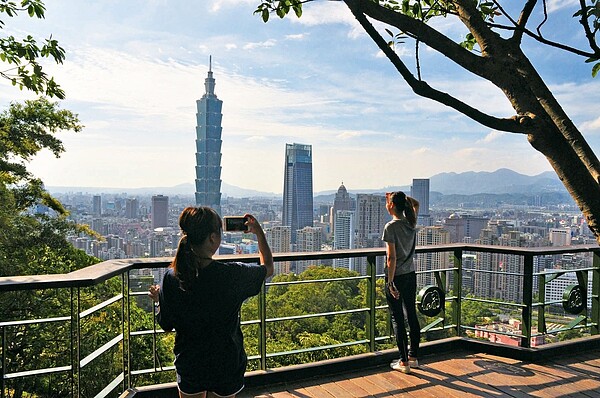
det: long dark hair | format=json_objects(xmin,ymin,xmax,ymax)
[
  {"xmin": 389, "ymin": 191, "xmax": 417, "ymax": 227},
  {"xmin": 171, "ymin": 206, "xmax": 222, "ymax": 290}
]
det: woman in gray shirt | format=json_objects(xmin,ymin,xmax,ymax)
[{"xmin": 382, "ymin": 191, "xmax": 420, "ymax": 374}]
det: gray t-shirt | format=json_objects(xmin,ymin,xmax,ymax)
[{"xmin": 382, "ymin": 217, "xmax": 416, "ymax": 276}]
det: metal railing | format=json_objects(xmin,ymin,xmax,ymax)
[{"xmin": 1, "ymin": 244, "xmax": 599, "ymax": 397}]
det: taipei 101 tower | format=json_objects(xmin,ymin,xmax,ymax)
[{"xmin": 194, "ymin": 56, "xmax": 222, "ymax": 215}]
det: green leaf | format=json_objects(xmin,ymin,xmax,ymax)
[
  {"xmin": 293, "ymin": 4, "xmax": 302, "ymax": 18},
  {"xmin": 262, "ymin": 8, "xmax": 270, "ymax": 22},
  {"xmin": 593, "ymin": 62, "xmax": 600, "ymax": 78}
]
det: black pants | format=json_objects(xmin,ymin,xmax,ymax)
[{"xmin": 386, "ymin": 271, "xmax": 420, "ymax": 362}]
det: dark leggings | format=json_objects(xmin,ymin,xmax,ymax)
[{"xmin": 386, "ymin": 271, "xmax": 420, "ymax": 362}]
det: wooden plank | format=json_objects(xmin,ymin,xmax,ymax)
[{"xmin": 241, "ymin": 348, "xmax": 600, "ymax": 398}]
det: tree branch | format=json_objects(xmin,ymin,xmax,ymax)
[
  {"xmin": 490, "ymin": 0, "xmax": 597, "ymax": 58},
  {"xmin": 512, "ymin": 0, "xmax": 537, "ymax": 44},
  {"xmin": 351, "ymin": 0, "xmax": 489, "ymax": 79},
  {"xmin": 578, "ymin": 0, "xmax": 600, "ymax": 55},
  {"xmin": 344, "ymin": 0, "xmax": 526, "ymax": 134}
]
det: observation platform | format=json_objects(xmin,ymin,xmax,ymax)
[{"xmin": 125, "ymin": 336, "xmax": 600, "ymax": 397}]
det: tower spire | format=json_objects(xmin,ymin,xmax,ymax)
[{"xmin": 205, "ymin": 55, "xmax": 215, "ymax": 96}]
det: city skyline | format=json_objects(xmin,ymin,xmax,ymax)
[{"xmin": 2, "ymin": 1, "xmax": 599, "ymax": 194}]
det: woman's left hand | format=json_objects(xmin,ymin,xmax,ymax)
[
  {"xmin": 148, "ymin": 284, "xmax": 160, "ymax": 303},
  {"xmin": 388, "ymin": 281, "xmax": 400, "ymax": 299}
]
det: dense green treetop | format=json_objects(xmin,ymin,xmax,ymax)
[{"xmin": 1, "ymin": 0, "xmax": 65, "ymax": 98}]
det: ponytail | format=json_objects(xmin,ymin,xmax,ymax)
[{"xmin": 404, "ymin": 200, "xmax": 417, "ymax": 227}]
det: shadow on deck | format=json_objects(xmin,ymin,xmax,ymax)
[{"xmin": 125, "ymin": 336, "xmax": 600, "ymax": 397}]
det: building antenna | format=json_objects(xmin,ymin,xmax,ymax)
[{"xmin": 209, "ymin": 55, "xmax": 212, "ymax": 71}]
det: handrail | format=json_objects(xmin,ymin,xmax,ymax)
[
  {"xmin": 1, "ymin": 244, "xmax": 599, "ymax": 398},
  {"xmin": 2, "ymin": 244, "xmax": 598, "ymax": 291}
]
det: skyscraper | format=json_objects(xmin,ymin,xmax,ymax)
[
  {"xmin": 125, "ymin": 198, "xmax": 139, "ymax": 219},
  {"xmin": 195, "ymin": 57, "xmax": 223, "ymax": 215},
  {"xmin": 411, "ymin": 178, "xmax": 430, "ymax": 226},
  {"xmin": 92, "ymin": 195, "xmax": 102, "ymax": 217},
  {"xmin": 282, "ymin": 143, "xmax": 313, "ymax": 243},
  {"xmin": 354, "ymin": 194, "xmax": 389, "ymax": 274},
  {"xmin": 331, "ymin": 182, "xmax": 355, "ymax": 233},
  {"xmin": 333, "ymin": 210, "xmax": 355, "ymax": 270},
  {"xmin": 151, "ymin": 195, "xmax": 169, "ymax": 230},
  {"xmin": 265, "ymin": 225, "xmax": 292, "ymax": 275}
]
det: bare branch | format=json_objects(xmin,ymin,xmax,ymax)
[
  {"xmin": 512, "ymin": 0, "xmax": 537, "ymax": 44},
  {"xmin": 344, "ymin": 0, "xmax": 526, "ymax": 134},
  {"xmin": 578, "ymin": 0, "xmax": 600, "ymax": 54},
  {"xmin": 537, "ymin": 0, "xmax": 549, "ymax": 36}
]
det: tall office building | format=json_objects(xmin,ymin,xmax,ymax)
[
  {"xmin": 415, "ymin": 226, "xmax": 451, "ymax": 287},
  {"xmin": 92, "ymin": 195, "xmax": 102, "ymax": 217},
  {"xmin": 411, "ymin": 178, "xmax": 430, "ymax": 226},
  {"xmin": 282, "ymin": 143, "xmax": 313, "ymax": 243},
  {"xmin": 195, "ymin": 57, "xmax": 223, "ymax": 215},
  {"xmin": 549, "ymin": 228, "xmax": 571, "ymax": 246},
  {"xmin": 354, "ymin": 194, "xmax": 389, "ymax": 275},
  {"xmin": 333, "ymin": 210, "xmax": 355, "ymax": 271},
  {"xmin": 444, "ymin": 214, "xmax": 490, "ymax": 243},
  {"xmin": 265, "ymin": 225, "xmax": 292, "ymax": 275},
  {"xmin": 125, "ymin": 198, "xmax": 139, "ymax": 219},
  {"xmin": 151, "ymin": 195, "xmax": 169, "ymax": 230},
  {"xmin": 331, "ymin": 182, "xmax": 355, "ymax": 233}
]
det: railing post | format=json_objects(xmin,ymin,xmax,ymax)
[
  {"xmin": 453, "ymin": 249, "xmax": 463, "ymax": 337},
  {"xmin": 366, "ymin": 255, "xmax": 377, "ymax": 352},
  {"xmin": 521, "ymin": 254, "xmax": 534, "ymax": 348},
  {"xmin": 259, "ymin": 280, "xmax": 267, "ymax": 370},
  {"xmin": 538, "ymin": 274, "xmax": 547, "ymax": 335},
  {"xmin": 592, "ymin": 250, "xmax": 600, "ymax": 335},
  {"xmin": 70, "ymin": 287, "xmax": 80, "ymax": 397},
  {"xmin": 1, "ymin": 325, "xmax": 5, "ymax": 398},
  {"xmin": 123, "ymin": 271, "xmax": 130, "ymax": 390}
]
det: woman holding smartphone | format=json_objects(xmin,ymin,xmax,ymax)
[{"xmin": 149, "ymin": 206, "xmax": 273, "ymax": 398}]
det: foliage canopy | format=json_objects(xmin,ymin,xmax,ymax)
[{"xmin": 1, "ymin": 0, "xmax": 65, "ymax": 98}]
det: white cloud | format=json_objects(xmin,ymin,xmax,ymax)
[
  {"xmin": 243, "ymin": 39, "xmax": 277, "ymax": 50},
  {"xmin": 290, "ymin": 2, "xmax": 355, "ymax": 26},
  {"xmin": 210, "ymin": 0, "xmax": 256, "ymax": 13},
  {"xmin": 285, "ymin": 33, "xmax": 306, "ymax": 40},
  {"xmin": 547, "ymin": 0, "xmax": 579, "ymax": 12},
  {"xmin": 580, "ymin": 117, "xmax": 600, "ymax": 133},
  {"xmin": 478, "ymin": 130, "xmax": 506, "ymax": 143}
]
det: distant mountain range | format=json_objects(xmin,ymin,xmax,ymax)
[
  {"xmin": 48, "ymin": 168, "xmax": 567, "ymax": 198},
  {"xmin": 429, "ymin": 168, "xmax": 564, "ymax": 195}
]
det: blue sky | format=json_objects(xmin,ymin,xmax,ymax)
[{"xmin": 2, "ymin": 0, "xmax": 599, "ymax": 194}]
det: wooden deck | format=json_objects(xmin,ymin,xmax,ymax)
[{"xmin": 240, "ymin": 348, "xmax": 600, "ymax": 397}]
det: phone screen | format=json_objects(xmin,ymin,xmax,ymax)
[{"xmin": 224, "ymin": 216, "xmax": 248, "ymax": 232}]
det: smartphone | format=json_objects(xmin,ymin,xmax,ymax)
[{"xmin": 223, "ymin": 216, "xmax": 249, "ymax": 232}]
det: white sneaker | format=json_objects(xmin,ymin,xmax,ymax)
[
  {"xmin": 408, "ymin": 357, "xmax": 419, "ymax": 369},
  {"xmin": 391, "ymin": 361, "xmax": 411, "ymax": 374}
]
